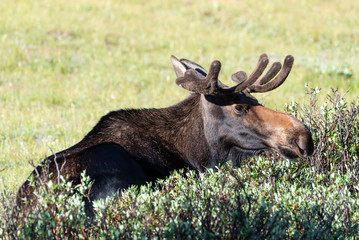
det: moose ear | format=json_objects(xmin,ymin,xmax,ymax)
[
  {"xmin": 179, "ymin": 58, "xmax": 207, "ymax": 77},
  {"xmin": 171, "ymin": 55, "xmax": 187, "ymax": 77},
  {"xmin": 171, "ymin": 55, "xmax": 208, "ymax": 78}
]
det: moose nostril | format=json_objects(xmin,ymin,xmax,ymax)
[
  {"xmin": 296, "ymin": 142, "xmax": 307, "ymax": 156},
  {"xmin": 296, "ymin": 132, "xmax": 314, "ymax": 157}
]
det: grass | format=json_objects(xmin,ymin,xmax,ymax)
[{"xmin": 0, "ymin": 0, "xmax": 359, "ymax": 192}]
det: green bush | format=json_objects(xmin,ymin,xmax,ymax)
[
  {"xmin": 285, "ymin": 88, "xmax": 359, "ymax": 182},
  {"xmin": 1, "ymin": 89, "xmax": 358, "ymax": 239}
]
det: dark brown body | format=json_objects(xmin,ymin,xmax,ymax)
[{"xmin": 17, "ymin": 54, "xmax": 314, "ymax": 215}]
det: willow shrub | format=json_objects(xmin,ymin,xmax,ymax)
[{"xmin": 1, "ymin": 89, "xmax": 358, "ymax": 239}]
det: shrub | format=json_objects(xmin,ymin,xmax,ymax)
[
  {"xmin": 285, "ymin": 88, "xmax": 359, "ymax": 184},
  {"xmin": 1, "ymin": 172, "xmax": 91, "ymax": 239}
]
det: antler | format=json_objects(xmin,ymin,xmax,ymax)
[
  {"xmin": 245, "ymin": 55, "xmax": 294, "ymax": 93},
  {"xmin": 175, "ymin": 54, "xmax": 294, "ymax": 95}
]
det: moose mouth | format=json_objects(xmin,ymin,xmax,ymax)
[
  {"xmin": 277, "ymin": 146, "xmax": 302, "ymax": 160},
  {"xmin": 230, "ymin": 144, "xmax": 306, "ymax": 162},
  {"xmin": 230, "ymin": 146, "xmax": 266, "ymax": 159}
]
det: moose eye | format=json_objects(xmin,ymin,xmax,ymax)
[{"xmin": 234, "ymin": 105, "xmax": 246, "ymax": 115}]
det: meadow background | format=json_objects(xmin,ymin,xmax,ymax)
[{"xmin": 0, "ymin": 0, "xmax": 358, "ymax": 199}]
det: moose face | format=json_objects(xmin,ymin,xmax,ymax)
[
  {"xmin": 202, "ymin": 92, "xmax": 313, "ymax": 165},
  {"xmin": 171, "ymin": 54, "xmax": 314, "ymax": 166}
]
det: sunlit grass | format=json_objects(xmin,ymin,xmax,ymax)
[{"xmin": 0, "ymin": 0, "xmax": 358, "ymax": 190}]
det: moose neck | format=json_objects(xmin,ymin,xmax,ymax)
[
  {"xmin": 156, "ymin": 94, "xmax": 234, "ymax": 170},
  {"xmin": 149, "ymin": 93, "xmax": 212, "ymax": 171}
]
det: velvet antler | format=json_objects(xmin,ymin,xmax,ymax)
[
  {"xmin": 245, "ymin": 55, "xmax": 294, "ymax": 93},
  {"xmin": 174, "ymin": 54, "xmax": 294, "ymax": 95}
]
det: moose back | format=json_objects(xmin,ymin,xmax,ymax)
[{"xmin": 17, "ymin": 54, "xmax": 314, "ymax": 213}]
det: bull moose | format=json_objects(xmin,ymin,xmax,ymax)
[{"xmin": 17, "ymin": 53, "xmax": 314, "ymax": 214}]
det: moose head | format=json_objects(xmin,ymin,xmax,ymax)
[
  {"xmin": 171, "ymin": 54, "xmax": 314, "ymax": 168},
  {"xmin": 18, "ymin": 53, "xmax": 314, "ymax": 215}
]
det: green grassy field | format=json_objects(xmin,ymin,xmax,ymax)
[{"xmin": 0, "ymin": 0, "xmax": 358, "ymax": 190}]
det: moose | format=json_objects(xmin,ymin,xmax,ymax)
[{"xmin": 17, "ymin": 53, "xmax": 314, "ymax": 214}]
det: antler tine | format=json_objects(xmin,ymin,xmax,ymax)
[
  {"xmin": 206, "ymin": 60, "xmax": 222, "ymax": 88},
  {"xmin": 229, "ymin": 54, "xmax": 269, "ymax": 93},
  {"xmin": 248, "ymin": 55, "xmax": 294, "ymax": 93},
  {"xmin": 231, "ymin": 71, "xmax": 247, "ymax": 84},
  {"xmin": 257, "ymin": 62, "xmax": 282, "ymax": 85}
]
